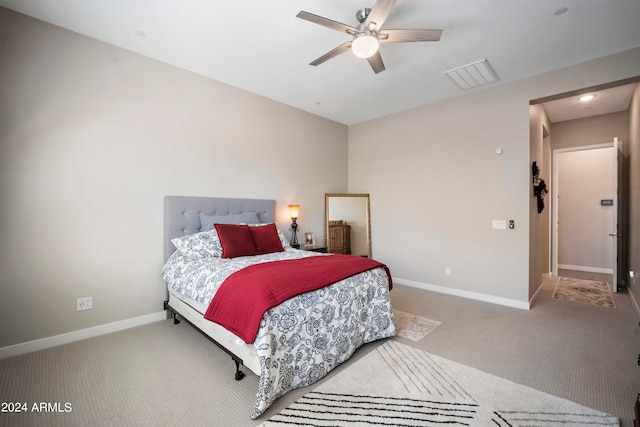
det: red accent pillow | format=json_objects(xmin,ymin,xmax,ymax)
[
  {"xmin": 214, "ymin": 224, "xmax": 257, "ymax": 258},
  {"xmin": 250, "ymin": 223, "xmax": 284, "ymax": 255}
]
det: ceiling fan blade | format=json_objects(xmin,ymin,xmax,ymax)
[
  {"xmin": 367, "ymin": 50, "xmax": 385, "ymax": 74},
  {"xmin": 297, "ymin": 11, "xmax": 357, "ymax": 35},
  {"xmin": 379, "ymin": 29, "xmax": 443, "ymax": 43},
  {"xmin": 309, "ymin": 41, "xmax": 353, "ymax": 66},
  {"xmin": 365, "ymin": 0, "xmax": 398, "ymax": 32}
]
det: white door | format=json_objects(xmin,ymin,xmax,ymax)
[
  {"xmin": 610, "ymin": 138, "xmax": 623, "ymax": 292},
  {"xmin": 552, "ymin": 142, "xmax": 619, "ymax": 284}
]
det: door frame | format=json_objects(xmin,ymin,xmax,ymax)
[{"xmin": 551, "ymin": 141, "xmax": 618, "ymax": 289}]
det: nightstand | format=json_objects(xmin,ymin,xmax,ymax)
[{"xmin": 302, "ymin": 246, "xmax": 327, "ymax": 253}]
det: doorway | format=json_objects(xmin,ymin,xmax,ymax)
[{"xmin": 552, "ymin": 143, "xmax": 618, "ymax": 289}]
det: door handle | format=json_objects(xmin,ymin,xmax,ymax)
[{"xmin": 609, "ymin": 233, "xmax": 622, "ymax": 237}]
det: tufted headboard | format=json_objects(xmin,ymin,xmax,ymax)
[{"xmin": 163, "ymin": 195, "xmax": 276, "ymax": 261}]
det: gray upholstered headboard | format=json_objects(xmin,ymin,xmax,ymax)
[{"xmin": 163, "ymin": 196, "xmax": 276, "ymax": 261}]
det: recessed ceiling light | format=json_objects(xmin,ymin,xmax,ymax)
[
  {"xmin": 554, "ymin": 7, "xmax": 568, "ymax": 16},
  {"xmin": 578, "ymin": 94, "xmax": 595, "ymax": 102}
]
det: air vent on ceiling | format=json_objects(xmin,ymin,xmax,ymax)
[{"xmin": 444, "ymin": 58, "xmax": 499, "ymax": 90}]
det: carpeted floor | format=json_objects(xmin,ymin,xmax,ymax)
[{"xmin": 0, "ymin": 277, "xmax": 638, "ymax": 426}]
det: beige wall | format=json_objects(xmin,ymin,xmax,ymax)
[
  {"xmin": 0, "ymin": 8, "xmax": 348, "ymax": 348},
  {"xmin": 529, "ymin": 105, "xmax": 552, "ymax": 296},
  {"xmin": 349, "ymin": 83, "xmax": 534, "ymax": 304},
  {"xmin": 551, "ymin": 112, "xmax": 629, "ymax": 149},
  {"xmin": 349, "ymin": 49, "xmax": 640, "ymax": 306}
]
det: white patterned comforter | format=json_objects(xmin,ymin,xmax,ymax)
[{"xmin": 162, "ymin": 249, "xmax": 396, "ymax": 419}]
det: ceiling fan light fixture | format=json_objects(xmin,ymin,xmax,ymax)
[
  {"xmin": 297, "ymin": 1, "xmax": 443, "ymax": 73},
  {"xmin": 352, "ymin": 32, "xmax": 379, "ymax": 58}
]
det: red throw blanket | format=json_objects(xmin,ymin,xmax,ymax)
[{"xmin": 204, "ymin": 255, "xmax": 392, "ymax": 344}]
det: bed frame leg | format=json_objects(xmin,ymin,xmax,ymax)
[
  {"xmin": 164, "ymin": 301, "xmax": 245, "ymax": 380},
  {"xmin": 163, "ymin": 300, "xmax": 180, "ymax": 324},
  {"xmin": 234, "ymin": 359, "xmax": 245, "ymax": 381}
]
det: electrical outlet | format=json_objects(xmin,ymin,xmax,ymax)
[
  {"xmin": 77, "ymin": 297, "xmax": 92, "ymax": 311},
  {"xmin": 445, "ymin": 267, "xmax": 452, "ymax": 276}
]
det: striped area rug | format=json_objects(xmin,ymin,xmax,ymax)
[{"xmin": 260, "ymin": 340, "xmax": 618, "ymax": 426}]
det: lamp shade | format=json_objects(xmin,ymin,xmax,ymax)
[
  {"xmin": 352, "ymin": 33, "xmax": 379, "ymax": 58},
  {"xmin": 288, "ymin": 204, "xmax": 299, "ymax": 219}
]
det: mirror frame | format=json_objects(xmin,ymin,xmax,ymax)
[{"xmin": 325, "ymin": 193, "xmax": 371, "ymax": 258}]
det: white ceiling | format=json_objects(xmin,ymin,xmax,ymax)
[
  {"xmin": 2, "ymin": 0, "xmax": 639, "ymax": 125},
  {"xmin": 541, "ymin": 83, "xmax": 636, "ymax": 123}
]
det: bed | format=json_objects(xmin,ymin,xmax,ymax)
[{"xmin": 161, "ymin": 195, "xmax": 395, "ymax": 419}]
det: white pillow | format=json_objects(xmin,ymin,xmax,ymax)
[
  {"xmin": 277, "ymin": 228, "xmax": 293, "ymax": 250},
  {"xmin": 171, "ymin": 229, "xmax": 222, "ymax": 258}
]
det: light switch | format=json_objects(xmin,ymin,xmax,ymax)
[{"xmin": 492, "ymin": 220, "xmax": 507, "ymax": 230}]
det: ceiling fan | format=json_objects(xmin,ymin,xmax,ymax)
[{"xmin": 296, "ymin": 0, "xmax": 443, "ymax": 74}]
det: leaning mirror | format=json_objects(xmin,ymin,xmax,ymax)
[{"xmin": 325, "ymin": 193, "xmax": 371, "ymax": 258}]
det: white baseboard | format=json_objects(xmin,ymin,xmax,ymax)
[
  {"xmin": 558, "ymin": 264, "xmax": 613, "ymax": 274},
  {"xmin": 0, "ymin": 311, "xmax": 166, "ymax": 359},
  {"xmin": 529, "ymin": 281, "xmax": 546, "ymax": 306},
  {"xmin": 630, "ymin": 290, "xmax": 640, "ymax": 319},
  {"xmin": 393, "ymin": 277, "xmax": 530, "ymax": 310}
]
